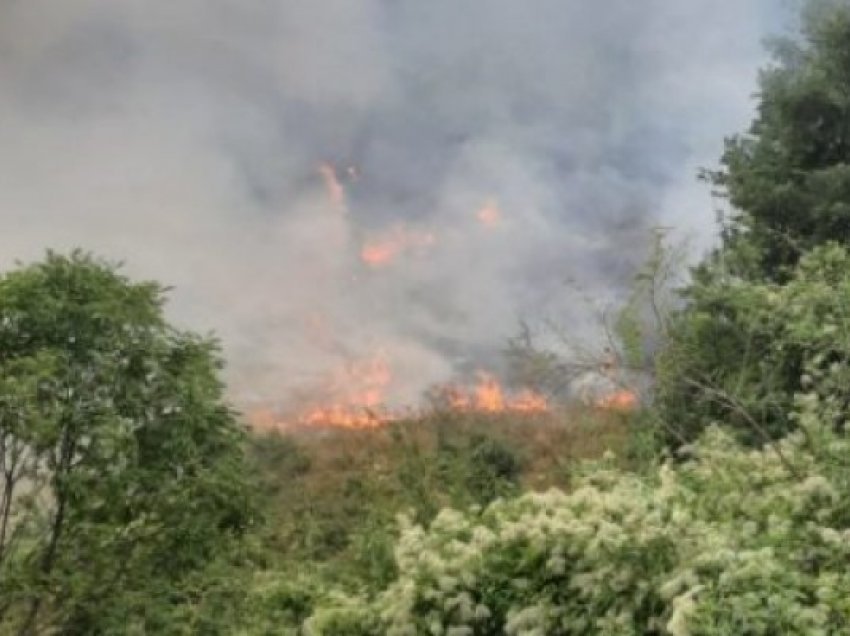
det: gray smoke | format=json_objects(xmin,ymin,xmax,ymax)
[{"xmin": 0, "ymin": 1, "xmax": 782, "ymax": 413}]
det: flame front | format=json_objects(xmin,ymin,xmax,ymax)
[
  {"xmin": 442, "ymin": 372, "xmax": 548, "ymax": 414},
  {"xmin": 302, "ymin": 354, "xmax": 392, "ymax": 428},
  {"xmin": 301, "ymin": 404, "xmax": 386, "ymax": 429},
  {"xmin": 250, "ymin": 367, "xmax": 551, "ymax": 431},
  {"xmin": 248, "ymin": 353, "xmax": 395, "ymax": 430},
  {"xmin": 318, "ymin": 162, "xmax": 346, "ymax": 210}
]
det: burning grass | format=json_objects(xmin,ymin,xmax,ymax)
[
  {"xmin": 276, "ymin": 405, "xmax": 633, "ymax": 487},
  {"xmin": 248, "ymin": 403, "xmax": 639, "ymax": 589}
]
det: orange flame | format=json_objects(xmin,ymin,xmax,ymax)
[
  {"xmin": 301, "ymin": 404, "xmax": 387, "ymax": 429},
  {"xmin": 477, "ymin": 200, "xmax": 501, "ymax": 227},
  {"xmin": 360, "ymin": 225, "xmax": 436, "ymax": 268},
  {"xmin": 474, "ymin": 373, "xmax": 506, "ymax": 411},
  {"xmin": 249, "ymin": 353, "xmax": 395, "ymax": 430},
  {"xmin": 302, "ymin": 354, "xmax": 392, "ymax": 428},
  {"xmin": 596, "ymin": 389, "xmax": 639, "ymax": 413},
  {"xmin": 250, "ymin": 367, "xmax": 551, "ymax": 431},
  {"xmin": 510, "ymin": 389, "xmax": 550, "ymax": 413},
  {"xmin": 443, "ymin": 372, "xmax": 548, "ymax": 414},
  {"xmin": 318, "ymin": 162, "xmax": 346, "ymax": 210}
]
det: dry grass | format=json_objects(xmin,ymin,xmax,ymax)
[
  {"xmin": 247, "ymin": 403, "xmax": 638, "ymax": 587},
  {"xmin": 252, "ymin": 403, "xmax": 635, "ymax": 517}
]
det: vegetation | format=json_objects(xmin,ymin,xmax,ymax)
[
  {"xmin": 4, "ymin": 1, "xmax": 850, "ymax": 634},
  {"xmin": 658, "ymin": 1, "xmax": 850, "ymax": 446},
  {"xmin": 657, "ymin": 243, "xmax": 850, "ymax": 445},
  {"xmin": 708, "ymin": 0, "xmax": 850, "ymax": 281},
  {"xmin": 306, "ymin": 398, "xmax": 850, "ymax": 634},
  {"xmin": 250, "ymin": 409, "xmax": 634, "ymax": 593},
  {"xmin": 0, "ymin": 252, "xmax": 254, "ymax": 634}
]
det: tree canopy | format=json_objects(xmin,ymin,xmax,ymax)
[
  {"xmin": 0, "ymin": 251, "xmax": 254, "ymax": 634},
  {"xmin": 712, "ymin": 1, "xmax": 850, "ymax": 280},
  {"xmin": 657, "ymin": 1, "xmax": 850, "ymax": 445}
]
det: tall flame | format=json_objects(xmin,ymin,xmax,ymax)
[
  {"xmin": 442, "ymin": 372, "xmax": 548, "ymax": 414},
  {"xmin": 318, "ymin": 162, "xmax": 346, "ymax": 210}
]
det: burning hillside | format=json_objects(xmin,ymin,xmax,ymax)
[
  {"xmin": 239, "ymin": 158, "xmax": 643, "ymax": 432},
  {"xmin": 248, "ymin": 362, "xmax": 553, "ymax": 431},
  {"xmin": 0, "ymin": 0, "xmax": 770, "ymax": 446},
  {"xmin": 247, "ymin": 345, "xmax": 637, "ymax": 432}
]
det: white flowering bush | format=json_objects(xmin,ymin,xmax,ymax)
[{"xmin": 304, "ymin": 393, "xmax": 850, "ymax": 635}]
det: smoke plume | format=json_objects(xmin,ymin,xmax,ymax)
[{"xmin": 0, "ymin": 1, "xmax": 782, "ymax": 413}]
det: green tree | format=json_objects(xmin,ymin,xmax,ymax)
[
  {"xmin": 709, "ymin": 0, "xmax": 850, "ymax": 281},
  {"xmin": 0, "ymin": 251, "xmax": 254, "ymax": 634},
  {"xmin": 656, "ymin": 1, "xmax": 850, "ymax": 446}
]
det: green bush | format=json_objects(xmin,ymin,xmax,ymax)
[
  {"xmin": 655, "ymin": 1, "xmax": 850, "ymax": 446},
  {"xmin": 303, "ymin": 394, "xmax": 850, "ymax": 634},
  {"xmin": 464, "ymin": 435, "xmax": 523, "ymax": 504},
  {"xmin": 657, "ymin": 243, "xmax": 850, "ymax": 445}
]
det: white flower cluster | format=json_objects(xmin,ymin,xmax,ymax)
[{"xmin": 305, "ymin": 397, "xmax": 850, "ymax": 635}]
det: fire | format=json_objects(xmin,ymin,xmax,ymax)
[
  {"xmin": 596, "ymin": 389, "xmax": 639, "ymax": 413},
  {"xmin": 442, "ymin": 372, "xmax": 549, "ymax": 414},
  {"xmin": 301, "ymin": 353, "xmax": 393, "ymax": 428},
  {"xmin": 301, "ymin": 404, "xmax": 386, "ymax": 429},
  {"xmin": 250, "ymin": 366, "xmax": 551, "ymax": 431},
  {"xmin": 318, "ymin": 162, "xmax": 346, "ymax": 210},
  {"xmin": 510, "ymin": 389, "xmax": 550, "ymax": 413},
  {"xmin": 249, "ymin": 353, "xmax": 395, "ymax": 431},
  {"xmin": 474, "ymin": 373, "xmax": 505, "ymax": 411},
  {"xmin": 360, "ymin": 243, "xmax": 396, "ymax": 268},
  {"xmin": 360, "ymin": 225, "xmax": 436, "ymax": 268},
  {"xmin": 476, "ymin": 200, "xmax": 501, "ymax": 227}
]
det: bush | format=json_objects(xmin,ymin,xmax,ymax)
[
  {"xmin": 464, "ymin": 435, "xmax": 523, "ymax": 504},
  {"xmin": 303, "ymin": 394, "xmax": 850, "ymax": 635},
  {"xmin": 657, "ymin": 243, "xmax": 850, "ymax": 445}
]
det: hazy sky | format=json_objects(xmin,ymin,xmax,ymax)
[{"xmin": 0, "ymin": 1, "xmax": 789, "ymax": 411}]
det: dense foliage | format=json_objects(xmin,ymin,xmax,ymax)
[
  {"xmin": 658, "ymin": 1, "xmax": 850, "ymax": 445},
  {"xmin": 305, "ymin": 396, "xmax": 850, "ymax": 634},
  {"xmin": 5, "ymin": 2, "xmax": 850, "ymax": 634},
  {"xmin": 0, "ymin": 252, "xmax": 254, "ymax": 634},
  {"xmin": 658, "ymin": 244, "xmax": 850, "ymax": 444},
  {"xmin": 711, "ymin": 1, "xmax": 850, "ymax": 281}
]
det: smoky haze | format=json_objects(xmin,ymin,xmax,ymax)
[{"xmin": 0, "ymin": 1, "xmax": 779, "ymax": 414}]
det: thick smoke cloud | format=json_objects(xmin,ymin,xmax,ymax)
[{"xmin": 0, "ymin": 1, "xmax": 780, "ymax": 412}]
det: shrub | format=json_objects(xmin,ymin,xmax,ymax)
[
  {"xmin": 304, "ymin": 394, "xmax": 850, "ymax": 635},
  {"xmin": 657, "ymin": 243, "xmax": 850, "ymax": 445}
]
